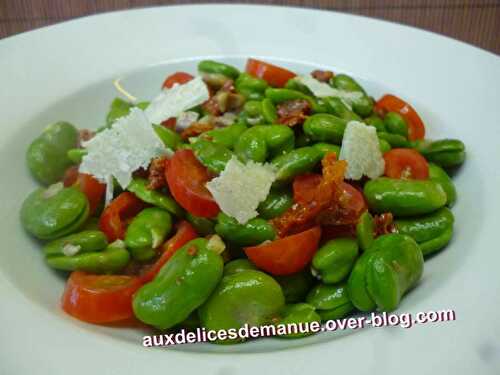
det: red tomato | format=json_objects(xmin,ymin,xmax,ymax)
[
  {"xmin": 99, "ymin": 192, "xmax": 145, "ymax": 242},
  {"xmin": 245, "ymin": 58, "xmax": 296, "ymax": 88},
  {"xmin": 384, "ymin": 148, "xmax": 429, "ymax": 180},
  {"xmin": 75, "ymin": 173, "xmax": 106, "ymax": 215},
  {"xmin": 375, "ymin": 94, "xmax": 425, "ymax": 141},
  {"xmin": 162, "ymin": 72, "xmax": 194, "ymax": 89},
  {"xmin": 161, "ymin": 117, "xmax": 177, "ymax": 129},
  {"xmin": 140, "ymin": 221, "xmax": 198, "ymax": 283},
  {"xmin": 61, "ymin": 271, "xmax": 142, "ymax": 324},
  {"xmin": 244, "ymin": 226, "xmax": 322, "ymax": 276},
  {"xmin": 165, "ymin": 149, "xmax": 220, "ymax": 218},
  {"xmin": 293, "ymin": 173, "xmax": 322, "ymax": 204}
]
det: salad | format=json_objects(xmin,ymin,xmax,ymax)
[{"xmin": 20, "ymin": 58, "xmax": 466, "ymax": 343}]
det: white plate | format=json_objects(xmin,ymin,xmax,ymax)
[{"xmin": 1, "ymin": 4, "xmax": 499, "ymax": 374}]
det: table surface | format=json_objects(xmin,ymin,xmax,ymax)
[{"xmin": 0, "ymin": 0, "xmax": 499, "ymax": 55}]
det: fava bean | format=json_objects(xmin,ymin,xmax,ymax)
[
  {"xmin": 303, "ymin": 114, "xmax": 347, "ymax": 144},
  {"xmin": 186, "ymin": 213, "xmax": 215, "ymax": 236},
  {"xmin": 198, "ymin": 60, "xmax": 240, "ymax": 79},
  {"xmin": 192, "ymin": 139, "xmax": 234, "ymax": 174},
  {"xmin": 257, "ymin": 188, "xmax": 293, "ymax": 220},
  {"xmin": 428, "ymin": 163, "xmax": 457, "ymax": 206},
  {"xmin": 384, "ymin": 112, "xmax": 409, "ymax": 138},
  {"xmin": 364, "ymin": 177, "xmax": 447, "ymax": 217},
  {"xmin": 21, "ymin": 184, "xmax": 89, "ymax": 240},
  {"xmin": 365, "ymin": 115, "xmax": 386, "ymax": 133},
  {"xmin": 67, "ymin": 148, "xmax": 88, "ymax": 164},
  {"xmin": 419, "ymin": 227, "xmax": 453, "ymax": 256},
  {"xmin": 125, "ymin": 208, "xmax": 172, "ymax": 261},
  {"xmin": 378, "ymin": 138, "xmax": 392, "ymax": 154},
  {"xmin": 394, "ymin": 207, "xmax": 454, "ymax": 256},
  {"xmin": 356, "ymin": 211, "xmax": 374, "ymax": 252},
  {"xmin": 414, "ymin": 139, "xmax": 466, "ymax": 168},
  {"xmin": 235, "ymin": 73, "xmax": 268, "ymax": 99},
  {"xmin": 214, "ymin": 213, "xmax": 276, "ymax": 247},
  {"xmin": 223, "ymin": 258, "xmax": 258, "ymax": 276},
  {"xmin": 311, "ymin": 238, "xmax": 359, "ymax": 284},
  {"xmin": 127, "ymin": 178, "xmax": 184, "ymax": 217},
  {"xmin": 275, "ymin": 270, "xmax": 315, "ymax": 303},
  {"xmin": 133, "ymin": 238, "xmax": 224, "ymax": 330},
  {"xmin": 331, "ymin": 74, "xmax": 373, "ymax": 117},
  {"xmin": 198, "ymin": 270, "xmax": 285, "ymax": 344},
  {"xmin": 271, "ymin": 146, "xmax": 322, "ymax": 184},
  {"xmin": 201, "ymin": 123, "xmax": 247, "ymax": 149},
  {"xmin": 153, "ymin": 125, "xmax": 182, "ymax": 150},
  {"xmin": 26, "ymin": 121, "xmax": 79, "ymax": 185},
  {"xmin": 43, "ymin": 230, "xmax": 108, "ymax": 256},
  {"xmin": 235, "ymin": 125, "xmax": 295, "ymax": 162},
  {"xmin": 306, "ymin": 283, "xmax": 354, "ymax": 321},
  {"xmin": 261, "ymin": 98, "xmax": 278, "ymax": 123},
  {"xmin": 46, "ymin": 240, "xmax": 130, "ymax": 273},
  {"xmin": 277, "ymin": 303, "xmax": 321, "ymax": 338},
  {"xmin": 324, "ymin": 97, "xmax": 362, "ymax": 122},
  {"xmin": 312, "ymin": 142, "xmax": 341, "ymax": 158},
  {"xmin": 377, "ymin": 132, "xmax": 410, "ymax": 148}
]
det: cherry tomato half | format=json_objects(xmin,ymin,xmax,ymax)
[
  {"xmin": 162, "ymin": 72, "xmax": 194, "ymax": 89},
  {"xmin": 384, "ymin": 148, "xmax": 429, "ymax": 180},
  {"xmin": 61, "ymin": 271, "xmax": 142, "ymax": 324},
  {"xmin": 165, "ymin": 149, "xmax": 220, "ymax": 218},
  {"xmin": 375, "ymin": 94, "xmax": 425, "ymax": 141},
  {"xmin": 99, "ymin": 192, "xmax": 145, "ymax": 242},
  {"xmin": 245, "ymin": 58, "xmax": 296, "ymax": 88},
  {"xmin": 244, "ymin": 226, "xmax": 322, "ymax": 276},
  {"xmin": 140, "ymin": 221, "xmax": 198, "ymax": 283}
]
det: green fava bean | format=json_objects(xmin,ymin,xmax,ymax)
[
  {"xmin": 394, "ymin": 207, "xmax": 454, "ymax": 256},
  {"xmin": 377, "ymin": 132, "xmax": 410, "ymax": 148},
  {"xmin": 428, "ymin": 163, "xmax": 457, "ymax": 207},
  {"xmin": 271, "ymin": 146, "xmax": 322, "ymax": 183},
  {"xmin": 331, "ymin": 74, "xmax": 373, "ymax": 117},
  {"xmin": 312, "ymin": 238, "xmax": 359, "ymax": 284},
  {"xmin": 364, "ymin": 177, "xmax": 447, "ymax": 217},
  {"xmin": 186, "ymin": 213, "xmax": 215, "ymax": 236},
  {"xmin": 275, "ymin": 270, "xmax": 315, "ymax": 303},
  {"xmin": 365, "ymin": 115, "xmax": 387, "ymax": 132},
  {"xmin": 153, "ymin": 125, "xmax": 182, "ymax": 150},
  {"xmin": 43, "ymin": 230, "xmax": 108, "ymax": 256},
  {"xmin": 192, "ymin": 139, "xmax": 233, "ymax": 174},
  {"xmin": 198, "ymin": 60, "xmax": 240, "ymax": 79},
  {"xmin": 347, "ymin": 252, "xmax": 377, "ymax": 312},
  {"xmin": 235, "ymin": 125, "xmax": 294, "ymax": 163},
  {"xmin": 235, "ymin": 73, "xmax": 268, "ymax": 98},
  {"xmin": 133, "ymin": 238, "xmax": 224, "ymax": 330},
  {"xmin": 312, "ymin": 143, "xmax": 341, "ymax": 158},
  {"xmin": 257, "ymin": 189, "xmax": 293, "ymax": 220},
  {"xmin": 198, "ymin": 270, "xmax": 285, "ymax": 344},
  {"xmin": 125, "ymin": 208, "xmax": 172, "ymax": 261},
  {"xmin": 284, "ymin": 78, "xmax": 313, "ymax": 95},
  {"xmin": 384, "ymin": 112, "xmax": 409, "ymax": 138},
  {"xmin": 306, "ymin": 283, "xmax": 354, "ymax": 321},
  {"xmin": 21, "ymin": 184, "xmax": 89, "ymax": 240},
  {"xmin": 243, "ymin": 100, "xmax": 263, "ymax": 117},
  {"xmin": 106, "ymin": 98, "xmax": 131, "ymax": 127},
  {"xmin": 378, "ymin": 138, "xmax": 392, "ymax": 154},
  {"xmin": 413, "ymin": 139, "xmax": 466, "ymax": 168},
  {"xmin": 365, "ymin": 234, "xmax": 424, "ymax": 311},
  {"xmin": 418, "ymin": 226, "xmax": 453, "ymax": 257},
  {"xmin": 356, "ymin": 211, "xmax": 374, "ymax": 251},
  {"xmin": 215, "ymin": 213, "xmax": 276, "ymax": 247},
  {"xmin": 127, "ymin": 178, "xmax": 184, "ymax": 217},
  {"xmin": 277, "ymin": 303, "xmax": 321, "ymax": 339},
  {"xmin": 261, "ymin": 98, "xmax": 278, "ymax": 123},
  {"xmin": 201, "ymin": 123, "xmax": 247, "ymax": 149},
  {"xmin": 324, "ymin": 97, "xmax": 362, "ymax": 122},
  {"xmin": 303, "ymin": 114, "xmax": 347, "ymax": 144},
  {"xmin": 46, "ymin": 240, "xmax": 130, "ymax": 273},
  {"xmin": 223, "ymin": 259, "xmax": 258, "ymax": 276},
  {"xmin": 26, "ymin": 121, "xmax": 79, "ymax": 185},
  {"xmin": 67, "ymin": 148, "xmax": 88, "ymax": 164},
  {"xmin": 265, "ymin": 88, "xmax": 326, "ymax": 113}
]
